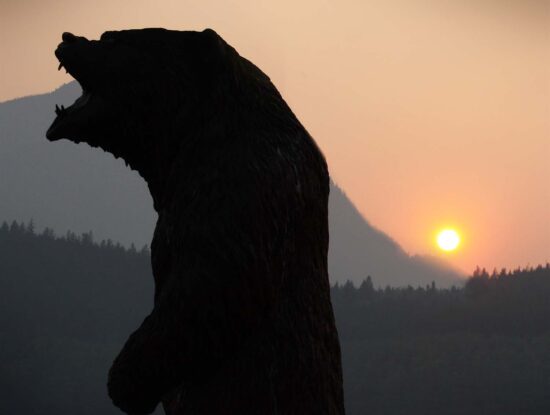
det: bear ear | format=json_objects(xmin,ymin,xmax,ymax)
[
  {"xmin": 201, "ymin": 28, "xmax": 227, "ymax": 57},
  {"xmin": 200, "ymin": 28, "xmax": 240, "ymax": 84},
  {"xmin": 202, "ymin": 28, "xmax": 218, "ymax": 37},
  {"xmin": 100, "ymin": 31, "xmax": 118, "ymax": 41}
]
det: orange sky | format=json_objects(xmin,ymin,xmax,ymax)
[{"xmin": 1, "ymin": 0, "xmax": 548, "ymax": 273}]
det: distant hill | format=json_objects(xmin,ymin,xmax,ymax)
[
  {"xmin": 0, "ymin": 83, "xmax": 463, "ymax": 287},
  {"xmin": 329, "ymin": 185, "xmax": 462, "ymax": 287}
]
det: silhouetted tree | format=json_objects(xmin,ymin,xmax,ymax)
[{"xmin": 358, "ymin": 275, "xmax": 375, "ymax": 300}]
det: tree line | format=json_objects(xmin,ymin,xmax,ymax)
[
  {"xmin": 332, "ymin": 266, "xmax": 550, "ymax": 414},
  {"xmin": 1, "ymin": 220, "xmax": 549, "ymax": 414}
]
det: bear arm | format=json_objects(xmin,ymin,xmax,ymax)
[
  {"xmin": 108, "ymin": 244, "xmax": 280, "ymax": 414},
  {"xmin": 108, "ymin": 168, "xmax": 295, "ymax": 414},
  {"xmin": 107, "ymin": 306, "xmax": 176, "ymax": 414}
]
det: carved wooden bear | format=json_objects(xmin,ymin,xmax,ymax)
[{"xmin": 47, "ymin": 28, "xmax": 344, "ymax": 415}]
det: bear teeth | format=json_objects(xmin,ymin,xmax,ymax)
[{"xmin": 54, "ymin": 104, "xmax": 67, "ymax": 117}]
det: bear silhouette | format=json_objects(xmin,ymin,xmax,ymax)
[{"xmin": 47, "ymin": 28, "xmax": 344, "ymax": 415}]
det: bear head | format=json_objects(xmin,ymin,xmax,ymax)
[{"xmin": 46, "ymin": 28, "xmax": 254, "ymax": 184}]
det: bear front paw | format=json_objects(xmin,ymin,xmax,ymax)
[{"xmin": 108, "ymin": 369, "xmax": 160, "ymax": 415}]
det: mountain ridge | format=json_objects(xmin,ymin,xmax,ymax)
[{"xmin": 0, "ymin": 83, "xmax": 463, "ymax": 287}]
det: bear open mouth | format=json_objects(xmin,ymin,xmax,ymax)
[{"xmin": 46, "ymin": 32, "xmax": 102, "ymax": 142}]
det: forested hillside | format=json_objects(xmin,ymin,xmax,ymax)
[
  {"xmin": 0, "ymin": 221, "xmax": 154, "ymax": 414},
  {"xmin": 0, "ymin": 84, "xmax": 462, "ymax": 288},
  {"xmin": 1, "ymin": 221, "xmax": 549, "ymax": 414},
  {"xmin": 334, "ymin": 267, "xmax": 550, "ymax": 414}
]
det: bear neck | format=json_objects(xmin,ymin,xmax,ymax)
[
  {"xmin": 109, "ymin": 132, "xmax": 175, "ymax": 213},
  {"xmin": 107, "ymin": 60, "xmax": 300, "ymax": 213}
]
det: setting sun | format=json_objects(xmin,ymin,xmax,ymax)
[{"xmin": 437, "ymin": 229, "xmax": 460, "ymax": 252}]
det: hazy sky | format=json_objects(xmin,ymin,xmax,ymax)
[{"xmin": 1, "ymin": 0, "xmax": 548, "ymax": 272}]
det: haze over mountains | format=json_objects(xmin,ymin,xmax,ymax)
[{"xmin": 0, "ymin": 83, "xmax": 463, "ymax": 287}]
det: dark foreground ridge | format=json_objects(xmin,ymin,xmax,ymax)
[
  {"xmin": 2, "ymin": 223, "xmax": 550, "ymax": 414},
  {"xmin": 45, "ymin": 29, "xmax": 345, "ymax": 414}
]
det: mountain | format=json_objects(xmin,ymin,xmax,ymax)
[
  {"xmin": 0, "ymin": 83, "xmax": 463, "ymax": 287},
  {"xmin": 329, "ymin": 185, "xmax": 463, "ymax": 287}
]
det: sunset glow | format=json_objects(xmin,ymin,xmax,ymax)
[
  {"xmin": 0, "ymin": 0, "xmax": 548, "ymax": 273},
  {"xmin": 437, "ymin": 229, "xmax": 460, "ymax": 252}
]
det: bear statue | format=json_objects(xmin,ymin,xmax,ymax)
[{"xmin": 46, "ymin": 28, "xmax": 345, "ymax": 415}]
